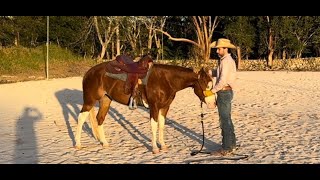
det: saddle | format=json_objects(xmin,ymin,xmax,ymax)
[{"xmin": 105, "ymin": 55, "xmax": 150, "ymax": 95}]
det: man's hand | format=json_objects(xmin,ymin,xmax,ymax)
[{"xmin": 203, "ymin": 90, "xmax": 214, "ymax": 97}]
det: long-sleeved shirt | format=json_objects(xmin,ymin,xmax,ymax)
[{"xmin": 211, "ymin": 53, "xmax": 237, "ymax": 93}]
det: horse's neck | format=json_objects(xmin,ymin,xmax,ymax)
[{"xmin": 154, "ymin": 64, "xmax": 198, "ymax": 91}]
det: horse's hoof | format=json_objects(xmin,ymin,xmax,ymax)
[
  {"xmin": 101, "ymin": 142, "xmax": 109, "ymax": 148},
  {"xmin": 74, "ymin": 144, "xmax": 82, "ymax": 150},
  {"xmin": 160, "ymin": 145, "xmax": 169, "ymax": 152},
  {"xmin": 152, "ymin": 148, "xmax": 160, "ymax": 154},
  {"xmin": 128, "ymin": 106, "xmax": 137, "ymax": 110}
]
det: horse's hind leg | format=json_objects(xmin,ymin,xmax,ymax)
[
  {"xmin": 159, "ymin": 107, "xmax": 169, "ymax": 152},
  {"xmin": 96, "ymin": 95, "xmax": 112, "ymax": 148},
  {"xmin": 75, "ymin": 104, "xmax": 94, "ymax": 149}
]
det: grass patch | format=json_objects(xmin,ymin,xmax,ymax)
[{"xmin": 0, "ymin": 44, "xmax": 96, "ymax": 83}]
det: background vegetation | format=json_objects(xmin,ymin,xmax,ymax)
[{"xmin": 1, "ymin": 16, "xmax": 320, "ymax": 83}]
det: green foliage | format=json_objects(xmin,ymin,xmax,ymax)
[
  {"xmin": 224, "ymin": 16, "xmax": 256, "ymax": 59},
  {"xmin": 0, "ymin": 16, "xmax": 15, "ymax": 46},
  {"xmin": 0, "ymin": 46, "xmax": 42, "ymax": 73},
  {"xmin": 47, "ymin": 44, "xmax": 83, "ymax": 62},
  {"xmin": 0, "ymin": 44, "xmax": 90, "ymax": 74},
  {"xmin": 1, "ymin": 16, "xmax": 320, "ymax": 64}
]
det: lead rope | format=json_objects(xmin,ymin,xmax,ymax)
[
  {"xmin": 189, "ymin": 101, "xmax": 249, "ymax": 161},
  {"xmin": 190, "ymin": 101, "xmax": 208, "ymax": 156}
]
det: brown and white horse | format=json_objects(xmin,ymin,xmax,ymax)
[{"xmin": 74, "ymin": 55, "xmax": 214, "ymax": 153}]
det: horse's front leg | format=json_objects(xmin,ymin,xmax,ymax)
[
  {"xmin": 75, "ymin": 111, "xmax": 90, "ymax": 149},
  {"xmin": 150, "ymin": 117, "xmax": 160, "ymax": 154},
  {"xmin": 158, "ymin": 108, "xmax": 169, "ymax": 152}
]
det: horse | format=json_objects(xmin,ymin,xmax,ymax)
[{"xmin": 74, "ymin": 55, "xmax": 215, "ymax": 154}]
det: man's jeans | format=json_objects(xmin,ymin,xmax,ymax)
[{"xmin": 216, "ymin": 90, "xmax": 236, "ymax": 150}]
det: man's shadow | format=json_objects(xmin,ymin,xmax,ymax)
[
  {"xmin": 55, "ymin": 88, "xmax": 93, "ymax": 146},
  {"xmin": 14, "ymin": 107, "xmax": 43, "ymax": 164}
]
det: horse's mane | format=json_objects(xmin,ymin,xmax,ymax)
[{"xmin": 153, "ymin": 63, "xmax": 195, "ymax": 73}]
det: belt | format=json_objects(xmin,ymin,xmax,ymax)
[{"xmin": 221, "ymin": 86, "xmax": 232, "ymax": 91}]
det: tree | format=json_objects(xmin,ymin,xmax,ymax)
[
  {"xmin": 93, "ymin": 16, "xmax": 117, "ymax": 62},
  {"xmin": 0, "ymin": 16, "xmax": 15, "ymax": 47},
  {"xmin": 289, "ymin": 16, "xmax": 320, "ymax": 58},
  {"xmin": 156, "ymin": 16, "xmax": 219, "ymax": 64},
  {"xmin": 153, "ymin": 17, "xmax": 166, "ymax": 60},
  {"xmin": 120, "ymin": 16, "xmax": 142, "ymax": 57},
  {"xmin": 223, "ymin": 16, "xmax": 256, "ymax": 69},
  {"xmin": 257, "ymin": 16, "xmax": 283, "ymax": 68}
]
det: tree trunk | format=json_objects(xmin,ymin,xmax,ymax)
[
  {"xmin": 147, "ymin": 27, "xmax": 153, "ymax": 54},
  {"xmin": 236, "ymin": 46, "xmax": 241, "ymax": 70},
  {"xmin": 14, "ymin": 32, "xmax": 19, "ymax": 46},
  {"xmin": 154, "ymin": 31, "xmax": 161, "ymax": 60},
  {"xmin": 111, "ymin": 41, "xmax": 115, "ymax": 59},
  {"xmin": 296, "ymin": 50, "xmax": 302, "ymax": 58},
  {"xmin": 106, "ymin": 51, "xmax": 110, "ymax": 60},
  {"xmin": 268, "ymin": 49, "xmax": 274, "ymax": 68},
  {"xmin": 56, "ymin": 38, "xmax": 60, "ymax": 46},
  {"xmin": 267, "ymin": 27, "xmax": 274, "ymax": 69},
  {"xmin": 282, "ymin": 50, "xmax": 286, "ymax": 60},
  {"xmin": 98, "ymin": 45, "xmax": 106, "ymax": 63},
  {"xmin": 116, "ymin": 24, "xmax": 120, "ymax": 56}
]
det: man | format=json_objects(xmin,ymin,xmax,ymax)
[{"xmin": 204, "ymin": 38, "xmax": 237, "ymax": 156}]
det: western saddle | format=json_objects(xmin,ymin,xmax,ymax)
[{"xmin": 105, "ymin": 54, "xmax": 152, "ymax": 109}]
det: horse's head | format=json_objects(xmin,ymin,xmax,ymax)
[
  {"xmin": 138, "ymin": 54, "xmax": 154, "ymax": 68},
  {"xmin": 193, "ymin": 67, "xmax": 216, "ymax": 108}
]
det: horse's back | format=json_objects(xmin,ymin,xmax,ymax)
[{"xmin": 83, "ymin": 62, "xmax": 108, "ymax": 82}]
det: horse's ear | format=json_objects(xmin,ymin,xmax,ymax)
[
  {"xmin": 193, "ymin": 67, "xmax": 200, "ymax": 74},
  {"xmin": 200, "ymin": 66, "xmax": 211, "ymax": 74}
]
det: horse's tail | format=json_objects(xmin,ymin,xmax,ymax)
[{"xmin": 88, "ymin": 108, "xmax": 100, "ymax": 141}]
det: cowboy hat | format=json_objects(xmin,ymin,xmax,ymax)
[{"xmin": 210, "ymin": 38, "xmax": 236, "ymax": 49}]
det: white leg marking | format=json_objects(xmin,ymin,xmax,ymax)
[
  {"xmin": 158, "ymin": 111, "xmax": 168, "ymax": 151},
  {"xmin": 142, "ymin": 99, "xmax": 149, "ymax": 108},
  {"xmin": 97, "ymin": 125, "xmax": 108, "ymax": 147},
  {"xmin": 150, "ymin": 118, "xmax": 159, "ymax": 153},
  {"xmin": 129, "ymin": 97, "xmax": 133, "ymax": 109},
  {"xmin": 75, "ymin": 111, "xmax": 89, "ymax": 149}
]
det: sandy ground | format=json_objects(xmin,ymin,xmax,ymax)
[{"xmin": 0, "ymin": 71, "xmax": 319, "ymax": 164}]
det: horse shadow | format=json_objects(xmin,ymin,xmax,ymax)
[
  {"xmin": 55, "ymin": 88, "xmax": 94, "ymax": 146},
  {"xmin": 108, "ymin": 107, "xmax": 152, "ymax": 151},
  {"xmin": 139, "ymin": 106, "xmax": 220, "ymax": 152},
  {"xmin": 108, "ymin": 104, "xmax": 220, "ymax": 153},
  {"xmin": 14, "ymin": 107, "xmax": 43, "ymax": 164}
]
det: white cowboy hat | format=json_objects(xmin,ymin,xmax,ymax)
[{"xmin": 210, "ymin": 38, "xmax": 236, "ymax": 49}]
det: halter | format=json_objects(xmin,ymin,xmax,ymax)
[{"xmin": 194, "ymin": 70, "xmax": 212, "ymax": 103}]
